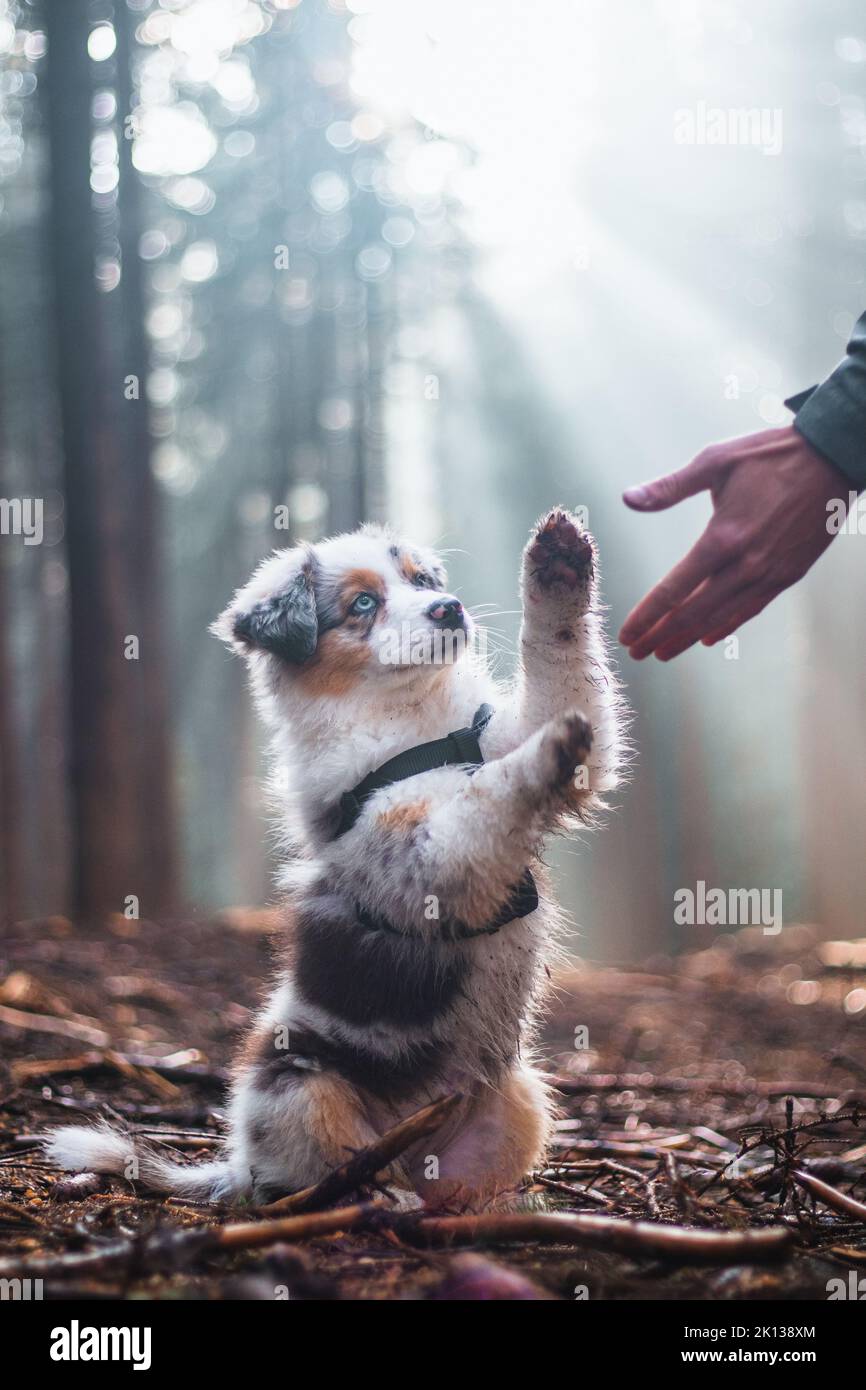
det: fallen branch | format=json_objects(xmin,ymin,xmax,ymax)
[
  {"xmin": 217, "ymin": 1202, "xmax": 376, "ymax": 1250},
  {"xmin": 131, "ymin": 1127, "xmax": 220, "ymax": 1149},
  {"xmin": 793, "ymin": 1170, "xmax": 866, "ymax": 1223},
  {"xmin": 0, "ymin": 1004, "xmax": 110, "ymax": 1048},
  {"xmin": 534, "ymin": 1175, "xmax": 612, "ymax": 1208},
  {"xmin": 551, "ymin": 1137, "xmax": 728, "ymax": 1166},
  {"xmin": 551, "ymin": 1072, "xmax": 860, "ymax": 1103},
  {"xmin": 10, "ymin": 1051, "xmax": 106, "ymax": 1083},
  {"xmin": 398, "ymin": 1211, "xmax": 793, "ymax": 1265},
  {"xmin": 9, "ymin": 1045, "xmax": 225, "ymax": 1089},
  {"xmin": 257, "ymin": 1092, "xmax": 463, "ymax": 1216},
  {"xmin": 14, "ymin": 1049, "xmax": 186, "ymax": 1102},
  {"xmin": 102, "ymin": 1049, "xmax": 183, "ymax": 1102},
  {"xmin": 0, "ymin": 1203, "xmax": 377, "ymax": 1281}
]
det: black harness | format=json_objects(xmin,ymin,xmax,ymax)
[{"xmin": 334, "ymin": 703, "xmax": 538, "ymax": 941}]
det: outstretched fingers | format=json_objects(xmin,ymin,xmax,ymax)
[
  {"xmin": 619, "ymin": 532, "xmax": 725, "ymax": 654},
  {"xmin": 700, "ymin": 587, "xmax": 783, "ymax": 648},
  {"xmin": 630, "ymin": 561, "xmax": 747, "ymax": 660}
]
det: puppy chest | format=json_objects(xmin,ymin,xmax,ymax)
[{"xmin": 455, "ymin": 929, "xmax": 547, "ymax": 1047}]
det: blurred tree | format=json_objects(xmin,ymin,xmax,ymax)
[
  {"xmin": 114, "ymin": 0, "xmax": 178, "ymax": 915},
  {"xmin": 0, "ymin": 507, "xmax": 22, "ymax": 927},
  {"xmin": 44, "ymin": 0, "xmax": 176, "ymax": 919}
]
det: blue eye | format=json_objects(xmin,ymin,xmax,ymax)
[{"xmin": 351, "ymin": 592, "xmax": 378, "ymax": 616}]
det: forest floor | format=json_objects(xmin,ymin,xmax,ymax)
[{"xmin": 1, "ymin": 913, "xmax": 865, "ymax": 1301}]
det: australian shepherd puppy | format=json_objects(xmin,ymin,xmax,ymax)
[{"xmin": 46, "ymin": 510, "xmax": 626, "ymax": 1208}]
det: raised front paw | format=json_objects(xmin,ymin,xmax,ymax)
[
  {"xmin": 525, "ymin": 509, "xmax": 594, "ymax": 594},
  {"xmin": 539, "ymin": 710, "xmax": 593, "ymax": 790}
]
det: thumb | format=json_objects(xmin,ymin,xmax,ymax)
[{"xmin": 623, "ymin": 450, "xmax": 720, "ymax": 512}]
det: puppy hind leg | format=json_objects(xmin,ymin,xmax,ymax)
[
  {"xmin": 495, "ymin": 1064, "xmax": 557, "ymax": 1187},
  {"xmin": 419, "ymin": 1067, "xmax": 555, "ymax": 1211},
  {"xmin": 240, "ymin": 1069, "xmax": 413, "ymax": 1204},
  {"xmin": 300, "ymin": 1073, "xmax": 421, "ymax": 1208}
]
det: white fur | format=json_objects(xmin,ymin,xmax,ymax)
[{"xmin": 43, "ymin": 1120, "xmax": 238, "ymax": 1200}]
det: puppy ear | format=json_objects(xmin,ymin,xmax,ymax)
[{"xmin": 212, "ymin": 561, "xmax": 318, "ymax": 663}]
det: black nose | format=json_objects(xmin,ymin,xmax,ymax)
[{"xmin": 427, "ymin": 596, "xmax": 465, "ymax": 630}]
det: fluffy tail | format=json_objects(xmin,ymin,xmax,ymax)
[{"xmin": 43, "ymin": 1121, "xmax": 240, "ymax": 1202}]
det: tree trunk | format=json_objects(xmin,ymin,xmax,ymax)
[
  {"xmin": 0, "ymin": 546, "xmax": 23, "ymax": 926},
  {"xmin": 114, "ymin": 0, "xmax": 178, "ymax": 910},
  {"xmin": 43, "ymin": 0, "xmax": 176, "ymax": 919}
]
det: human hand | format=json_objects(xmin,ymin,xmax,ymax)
[{"xmin": 619, "ymin": 426, "xmax": 851, "ymax": 660}]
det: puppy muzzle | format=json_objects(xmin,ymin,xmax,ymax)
[{"xmin": 426, "ymin": 596, "xmax": 466, "ymax": 631}]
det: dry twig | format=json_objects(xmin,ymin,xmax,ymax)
[
  {"xmin": 257, "ymin": 1092, "xmax": 463, "ymax": 1216},
  {"xmin": 397, "ymin": 1210, "xmax": 793, "ymax": 1265},
  {"xmin": 793, "ymin": 1170, "xmax": 866, "ymax": 1223}
]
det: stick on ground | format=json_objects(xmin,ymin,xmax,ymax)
[
  {"xmin": 793, "ymin": 1170, "xmax": 866, "ymax": 1223},
  {"xmin": 257, "ymin": 1092, "xmax": 463, "ymax": 1216},
  {"xmin": 399, "ymin": 1211, "xmax": 794, "ymax": 1265},
  {"xmin": 0, "ymin": 1203, "xmax": 379, "ymax": 1281}
]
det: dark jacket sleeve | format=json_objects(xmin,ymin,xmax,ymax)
[{"xmin": 785, "ymin": 310, "xmax": 866, "ymax": 489}]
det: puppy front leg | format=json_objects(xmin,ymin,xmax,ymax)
[
  {"xmin": 512, "ymin": 509, "xmax": 624, "ymax": 803},
  {"xmin": 369, "ymin": 711, "xmax": 592, "ymax": 928}
]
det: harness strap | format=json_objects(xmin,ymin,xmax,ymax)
[
  {"xmin": 335, "ymin": 703, "xmax": 494, "ymax": 838},
  {"xmin": 356, "ymin": 867, "xmax": 539, "ymax": 942},
  {"xmin": 335, "ymin": 703, "xmax": 538, "ymax": 941}
]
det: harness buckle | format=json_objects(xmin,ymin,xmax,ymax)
[{"xmin": 446, "ymin": 725, "xmax": 483, "ymax": 765}]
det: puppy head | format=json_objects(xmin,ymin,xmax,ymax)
[{"xmin": 212, "ymin": 526, "xmax": 472, "ymax": 699}]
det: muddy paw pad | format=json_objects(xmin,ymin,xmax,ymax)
[{"xmin": 528, "ymin": 511, "xmax": 594, "ymax": 589}]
